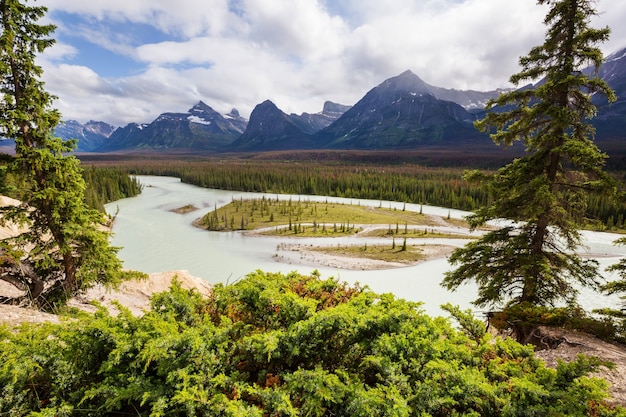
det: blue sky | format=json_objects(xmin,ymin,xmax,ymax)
[{"xmin": 38, "ymin": 0, "xmax": 626, "ymax": 127}]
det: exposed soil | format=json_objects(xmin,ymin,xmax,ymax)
[
  {"xmin": 532, "ymin": 326, "xmax": 626, "ymax": 406},
  {"xmin": 0, "ymin": 270, "xmax": 211, "ymax": 323}
]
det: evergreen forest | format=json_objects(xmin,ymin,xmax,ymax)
[
  {"xmin": 0, "ymin": 160, "xmax": 142, "ymax": 212},
  {"xmin": 88, "ymin": 157, "xmax": 626, "ymax": 231}
]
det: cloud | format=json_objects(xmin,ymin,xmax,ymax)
[
  {"xmin": 242, "ymin": 0, "xmax": 348, "ymax": 58},
  {"xmin": 593, "ymin": 2, "xmax": 626, "ymax": 55},
  {"xmin": 45, "ymin": 0, "xmax": 241, "ymax": 37},
  {"xmin": 43, "ymin": 42, "xmax": 78, "ymax": 61},
  {"xmin": 40, "ymin": 0, "xmax": 626, "ymax": 126}
]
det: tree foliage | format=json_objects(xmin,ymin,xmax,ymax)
[
  {"xmin": 93, "ymin": 156, "xmax": 626, "ymax": 229},
  {"xmin": 596, "ymin": 238, "xmax": 626, "ymax": 341},
  {"xmin": 81, "ymin": 166, "xmax": 143, "ymax": 211},
  {"xmin": 443, "ymin": 0, "xmax": 616, "ymax": 315},
  {"xmin": 1, "ymin": 271, "xmax": 623, "ymax": 416},
  {"xmin": 0, "ymin": 0, "xmax": 135, "ymax": 307}
]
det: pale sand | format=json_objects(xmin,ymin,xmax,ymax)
[
  {"xmin": 0, "ymin": 270, "xmax": 211, "ymax": 323},
  {"xmin": 67, "ymin": 270, "xmax": 212, "ymax": 316},
  {"xmin": 247, "ymin": 221, "xmax": 473, "ymax": 270},
  {"xmin": 274, "ymin": 243, "xmax": 455, "ymax": 270}
]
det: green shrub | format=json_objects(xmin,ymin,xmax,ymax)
[{"xmin": 1, "ymin": 271, "xmax": 623, "ymax": 416}]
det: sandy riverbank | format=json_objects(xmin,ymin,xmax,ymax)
[
  {"xmin": 244, "ymin": 221, "xmax": 472, "ymax": 270},
  {"xmin": 273, "ymin": 242, "xmax": 456, "ymax": 270}
]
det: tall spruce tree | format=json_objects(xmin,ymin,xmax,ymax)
[
  {"xmin": 0, "ymin": 0, "xmax": 131, "ymax": 307},
  {"xmin": 442, "ymin": 0, "xmax": 616, "ymax": 312}
]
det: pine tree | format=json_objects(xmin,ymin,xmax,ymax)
[
  {"xmin": 443, "ymin": 0, "xmax": 616, "ymax": 313},
  {"xmin": 0, "ymin": 0, "xmax": 133, "ymax": 307}
]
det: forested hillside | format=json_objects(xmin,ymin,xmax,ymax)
[
  {"xmin": 0, "ymin": 162, "xmax": 142, "ymax": 213},
  {"xmin": 81, "ymin": 167, "xmax": 143, "ymax": 211},
  {"xmin": 95, "ymin": 157, "xmax": 626, "ymax": 230}
]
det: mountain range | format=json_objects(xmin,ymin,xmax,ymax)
[{"xmin": 56, "ymin": 46, "xmax": 626, "ymax": 154}]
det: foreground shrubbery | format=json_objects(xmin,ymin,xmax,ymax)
[{"xmin": 1, "ymin": 271, "xmax": 624, "ymax": 416}]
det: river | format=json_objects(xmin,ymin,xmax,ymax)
[{"xmin": 105, "ymin": 175, "xmax": 625, "ymax": 317}]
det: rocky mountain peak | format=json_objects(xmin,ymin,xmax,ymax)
[
  {"xmin": 54, "ymin": 119, "xmax": 117, "ymax": 152},
  {"xmin": 228, "ymin": 99, "xmax": 314, "ymax": 151},
  {"xmin": 380, "ymin": 70, "xmax": 432, "ymax": 96},
  {"xmin": 249, "ymin": 100, "xmax": 283, "ymax": 123},
  {"xmin": 189, "ymin": 101, "xmax": 221, "ymax": 118},
  {"xmin": 599, "ymin": 47, "xmax": 626, "ymax": 84},
  {"xmin": 53, "ymin": 47, "xmax": 626, "ymax": 154},
  {"xmin": 322, "ymin": 101, "xmax": 351, "ymax": 117},
  {"xmin": 606, "ymin": 47, "xmax": 626, "ymax": 63},
  {"xmin": 257, "ymin": 99, "xmax": 278, "ymax": 110},
  {"xmin": 84, "ymin": 120, "xmax": 116, "ymax": 137}
]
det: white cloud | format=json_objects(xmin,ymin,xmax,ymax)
[
  {"xmin": 41, "ymin": 0, "xmax": 626, "ymax": 126},
  {"xmin": 45, "ymin": 0, "xmax": 241, "ymax": 37},
  {"xmin": 593, "ymin": 2, "xmax": 626, "ymax": 56},
  {"xmin": 43, "ymin": 64, "xmax": 108, "ymax": 95},
  {"xmin": 43, "ymin": 42, "xmax": 78, "ymax": 61},
  {"xmin": 242, "ymin": 0, "xmax": 348, "ymax": 58}
]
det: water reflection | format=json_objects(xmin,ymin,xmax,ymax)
[{"xmin": 105, "ymin": 175, "xmax": 625, "ymax": 316}]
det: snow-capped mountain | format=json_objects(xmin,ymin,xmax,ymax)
[
  {"xmin": 53, "ymin": 46, "xmax": 626, "ymax": 154},
  {"xmin": 54, "ymin": 120, "xmax": 116, "ymax": 152},
  {"xmin": 99, "ymin": 101, "xmax": 248, "ymax": 152}
]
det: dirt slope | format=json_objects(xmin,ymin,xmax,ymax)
[{"xmin": 0, "ymin": 270, "xmax": 211, "ymax": 323}]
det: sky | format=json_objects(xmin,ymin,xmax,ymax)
[{"xmin": 37, "ymin": 0, "xmax": 626, "ymax": 127}]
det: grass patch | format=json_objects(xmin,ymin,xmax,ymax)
[
  {"xmin": 264, "ymin": 224, "xmax": 362, "ymax": 237},
  {"xmin": 171, "ymin": 204, "xmax": 198, "ymax": 214},
  {"xmin": 358, "ymin": 227, "xmax": 472, "ymax": 239},
  {"xmin": 197, "ymin": 197, "xmax": 463, "ymax": 233},
  {"xmin": 312, "ymin": 242, "xmax": 426, "ymax": 264}
]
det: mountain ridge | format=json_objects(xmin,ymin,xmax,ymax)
[
  {"xmin": 313, "ymin": 70, "xmax": 486, "ymax": 150},
  {"xmin": 55, "ymin": 47, "xmax": 626, "ymax": 154}
]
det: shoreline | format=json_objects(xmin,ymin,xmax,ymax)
[
  {"xmin": 273, "ymin": 242, "xmax": 457, "ymax": 270},
  {"xmin": 246, "ymin": 221, "xmax": 472, "ymax": 270},
  {"xmin": 192, "ymin": 212, "xmax": 475, "ymax": 270}
]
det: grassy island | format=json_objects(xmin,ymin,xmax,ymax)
[
  {"xmin": 195, "ymin": 198, "xmax": 472, "ymax": 266},
  {"xmin": 196, "ymin": 197, "xmax": 467, "ymax": 234}
]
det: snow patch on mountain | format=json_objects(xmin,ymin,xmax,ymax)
[{"xmin": 188, "ymin": 115, "xmax": 212, "ymax": 125}]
